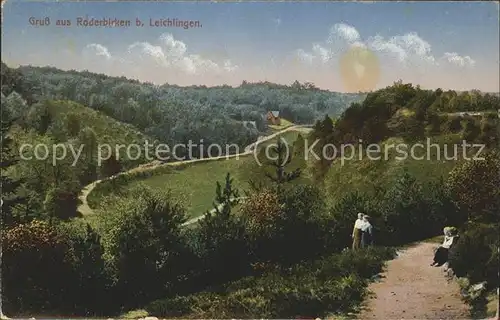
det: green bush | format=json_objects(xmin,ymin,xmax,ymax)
[
  {"xmin": 1, "ymin": 220, "xmax": 74, "ymax": 314},
  {"xmin": 445, "ymin": 117, "xmax": 462, "ymax": 134},
  {"xmin": 56, "ymin": 220, "xmax": 112, "ymax": 315},
  {"xmin": 188, "ymin": 174, "xmax": 252, "ymax": 287},
  {"xmin": 461, "ymin": 117, "xmax": 481, "ymax": 142},
  {"xmin": 272, "ymin": 184, "xmax": 327, "ymax": 265},
  {"xmin": 325, "ymin": 171, "xmax": 458, "ymax": 248},
  {"xmin": 188, "ymin": 214, "xmax": 251, "ymax": 287},
  {"xmin": 326, "ymin": 192, "xmax": 373, "ymax": 251},
  {"xmin": 445, "ymin": 151, "xmax": 500, "ymax": 223},
  {"xmin": 96, "ymin": 185, "xmax": 189, "ymax": 308},
  {"xmin": 448, "ymin": 222, "xmax": 499, "ymax": 289},
  {"xmin": 143, "ymin": 247, "xmax": 396, "ymax": 319},
  {"xmin": 310, "ymin": 246, "xmax": 396, "ymax": 281}
]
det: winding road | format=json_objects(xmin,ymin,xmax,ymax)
[{"xmin": 77, "ymin": 125, "xmax": 313, "ymax": 217}]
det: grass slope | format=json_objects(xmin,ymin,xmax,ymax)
[
  {"xmin": 321, "ymin": 133, "xmax": 471, "ymax": 206},
  {"xmin": 87, "ymin": 130, "xmax": 303, "ymax": 218},
  {"xmin": 48, "ymin": 100, "xmax": 153, "ymax": 151}
]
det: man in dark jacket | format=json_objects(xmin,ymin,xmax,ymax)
[{"xmin": 361, "ymin": 215, "xmax": 374, "ymax": 247}]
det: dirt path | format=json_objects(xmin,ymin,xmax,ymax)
[
  {"xmin": 357, "ymin": 242, "xmax": 470, "ymax": 320},
  {"xmin": 77, "ymin": 125, "xmax": 312, "ymax": 216}
]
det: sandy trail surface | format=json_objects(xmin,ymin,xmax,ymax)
[{"xmin": 357, "ymin": 242, "xmax": 470, "ymax": 320}]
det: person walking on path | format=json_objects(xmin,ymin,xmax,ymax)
[
  {"xmin": 352, "ymin": 213, "xmax": 365, "ymax": 250},
  {"xmin": 361, "ymin": 215, "xmax": 374, "ymax": 247}
]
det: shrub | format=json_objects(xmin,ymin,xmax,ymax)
[
  {"xmin": 377, "ymin": 170, "xmax": 459, "ymax": 245},
  {"xmin": 274, "ymin": 184, "xmax": 328, "ymax": 264},
  {"xmin": 445, "ymin": 151, "xmax": 500, "ymax": 223},
  {"xmin": 310, "ymin": 246, "xmax": 397, "ymax": 281},
  {"xmin": 56, "ymin": 220, "xmax": 112, "ymax": 315},
  {"xmin": 241, "ymin": 184, "xmax": 328, "ymax": 266},
  {"xmin": 448, "ymin": 222, "xmax": 499, "ymax": 289},
  {"xmin": 43, "ymin": 186, "xmax": 79, "ymax": 220},
  {"xmin": 1, "ymin": 220, "xmax": 74, "ymax": 314},
  {"xmin": 142, "ymin": 247, "xmax": 396, "ymax": 319},
  {"xmin": 461, "ymin": 117, "xmax": 481, "ymax": 142},
  {"xmin": 187, "ymin": 173, "xmax": 252, "ymax": 287},
  {"xmin": 327, "ymin": 192, "xmax": 373, "ymax": 251},
  {"xmin": 240, "ymin": 188, "xmax": 283, "ymax": 238},
  {"xmin": 240, "ymin": 188, "xmax": 284, "ymax": 264},
  {"xmin": 446, "ymin": 117, "xmax": 462, "ymax": 134},
  {"xmin": 188, "ymin": 215, "xmax": 251, "ymax": 288},
  {"xmin": 97, "ymin": 185, "xmax": 189, "ymax": 308}
]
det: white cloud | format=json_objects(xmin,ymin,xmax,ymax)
[
  {"xmin": 83, "ymin": 33, "xmax": 238, "ymax": 75},
  {"xmin": 296, "ymin": 23, "xmax": 364, "ymax": 64},
  {"xmin": 368, "ymin": 35, "xmax": 407, "ymax": 62},
  {"xmin": 223, "ymin": 59, "xmax": 238, "ymax": 72},
  {"xmin": 160, "ymin": 33, "xmax": 188, "ymax": 58},
  {"xmin": 84, "ymin": 44, "xmax": 112, "ymax": 60},
  {"xmin": 127, "ymin": 42, "xmax": 166, "ymax": 65},
  {"xmin": 329, "ymin": 23, "xmax": 361, "ymax": 43},
  {"xmin": 312, "ymin": 44, "xmax": 331, "ymax": 63},
  {"xmin": 296, "ymin": 49, "xmax": 315, "ymax": 64},
  {"xmin": 366, "ymin": 32, "xmax": 436, "ymax": 65},
  {"xmin": 295, "ymin": 23, "xmax": 474, "ymax": 70},
  {"xmin": 442, "ymin": 52, "xmax": 476, "ymax": 67},
  {"xmin": 273, "ymin": 18, "xmax": 281, "ymax": 27}
]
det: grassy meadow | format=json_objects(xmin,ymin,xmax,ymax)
[{"xmin": 87, "ymin": 130, "xmax": 303, "ymax": 218}]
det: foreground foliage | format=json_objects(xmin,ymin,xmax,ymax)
[{"xmin": 140, "ymin": 247, "xmax": 396, "ymax": 319}]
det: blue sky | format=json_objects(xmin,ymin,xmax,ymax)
[{"xmin": 2, "ymin": 1, "xmax": 499, "ymax": 92}]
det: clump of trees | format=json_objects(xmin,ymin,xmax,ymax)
[
  {"xmin": 6, "ymin": 62, "xmax": 364, "ymax": 156},
  {"xmin": 309, "ymin": 81, "xmax": 499, "ymax": 181},
  {"xmin": 447, "ymin": 151, "xmax": 500, "ymax": 297}
]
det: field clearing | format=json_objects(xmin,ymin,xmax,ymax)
[
  {"xmin": 127, "ymin": 156, "xmax": 254, "ymax": 218},
  {"xmin": 87, "ymin": 130, "xmax": 305, "ymax": 218}
]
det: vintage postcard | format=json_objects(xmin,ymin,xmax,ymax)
[{"xmin": 1, "ymin": 1, "xmax": 499, "ymax": 319}]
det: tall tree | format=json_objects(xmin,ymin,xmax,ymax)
[
  {"xmin": 1, "ymin": 107, "xmax": 26, "ymax": 315},
  {"xmin": 99, "ymin": 151, "xmax": 122, "ymax": 178},
  {"xmin": 1, "ymin": 107, "xmax": 25, "ymax": 226},
  {"xmin": 65, "ymin": 112, "xmax": 81, "ymax": 138},
  {"xmin": 203, "ymin": 172, "xmax": 240, "ymax": 221},
  {"xmin": 264, "ymin": 137, "xmax": 301, "ymax": 192},
  {"xmin": 461, "ymin": 117, "xmax": 481, "ymax": 142},
  {"xmin": 197, "ymin": 173, "xmax": 248, "ymax": 283},
  {"xmin": 78, "ymin": 127, "xmax": 99, "ymax": 183}
]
